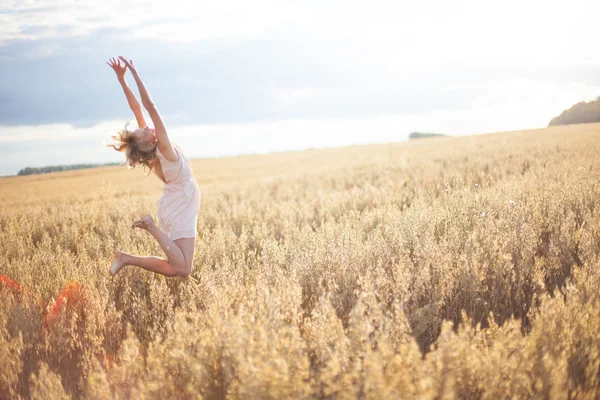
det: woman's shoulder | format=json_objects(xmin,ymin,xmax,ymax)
[{"xmin": 156, "ymin": 143, "xmax": 181, "ymax": 164}]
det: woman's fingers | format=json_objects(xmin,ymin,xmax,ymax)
[
  {"xmin": 107, "ymin": 57, "xmax": 129, "ymax": 79},
  {"xmin": 118, "ymin": 56, "xmax": 136, "ymax": 71},
  {"xmin": 107, "ymin": 58, "xmax": 120, "ymax": 68}
]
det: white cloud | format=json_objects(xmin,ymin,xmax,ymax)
[
  {"xmin": 1, "ymin": 0, "xmax": 598, "ymax": 67},
  {"xmin": 1, "ymin": 0, "xmax": 598, "ymax": 149},
  {"xmin": 0, "ymin": 0, "xmax": 299, "ymax": 44},
  {"xmin": 271, "ymin": 87, "xmax": 335, "ymax": 107},
  {"xmin": 2, "ymin": 77, "xmax": 597, "ymax": 146},
  {"xmin": 1, "ymin": 75, "xmax": 598, "ymax": 175},
  {"xmin": 0, "ymin": 120, "xmax": 125, "ymax": 143}
]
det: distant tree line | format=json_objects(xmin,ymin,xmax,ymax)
[
  {"xmin": 409, "ymin": 132, "xmax": 446, "ymax": 140},
  {"xmin": 17, "ymin": 162, "xmax": 120, "ymax": 176},
  {"xmin": 549, "ymin": 97, "xmax": 600, "ymax": 126}
]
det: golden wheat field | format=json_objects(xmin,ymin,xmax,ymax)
[{"xmin": 1, "ymin": 123, "xmax": 600, "ymax": 399}]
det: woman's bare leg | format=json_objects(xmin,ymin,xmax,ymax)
[
  {"xmin": 110, "ymin": 215, "xmax": 190, "ymax": 277},
  {"xmin": 110, "ymin": 251, "xmax": 179, "ymax": 277}
]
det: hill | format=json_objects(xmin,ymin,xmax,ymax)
[{"xmin": 548, "ymin": 96, "xmax": 600, "ymax": 126}]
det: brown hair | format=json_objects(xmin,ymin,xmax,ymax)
[{"xmin": 106, "ymin": 122, "xmax": 157, "ymax": 175}]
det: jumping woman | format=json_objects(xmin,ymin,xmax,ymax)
[{"xmin": 106, "ymin": 56, "xmax": 201, "ymax": 277}]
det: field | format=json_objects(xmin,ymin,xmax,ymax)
[{"xmin": 1, "ymin": 123, "xmax": 600, "ymax": 399}]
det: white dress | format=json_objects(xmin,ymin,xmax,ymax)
[{"xmin": 154, "ymin": 144, "xmax": 201, "ymax": 240}]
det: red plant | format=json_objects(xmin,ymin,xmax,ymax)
[
  {"xmin": 0, "ymin": 273, "xmax": 27, "ymax": 294},
  {"xmin": 3, "ymin": 276, "xmax": 119, "ymax": 374},
  {"xmin": 44, "ymin": 282, "xmax": 87, "ymax": 329},
  {"xmin": 0, "ymin": 273, "xmax": 42, "ymax": 306}
]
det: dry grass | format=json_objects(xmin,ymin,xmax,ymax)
[{"xmin": 1, "ymin": 123, "xmax": 600, "ymax": 399}]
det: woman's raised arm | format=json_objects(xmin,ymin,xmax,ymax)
[
  {"xmin": 118, "ymin": 56, "xmax": 177, "ymax": 161},
  {"xmin": 107, "ymin": 57, "xmax": 147, "ymax": 129}
]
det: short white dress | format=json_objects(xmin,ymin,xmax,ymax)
[{"xmin": 154, "ymin": 144, "xmax": 201, "ymax": 241}]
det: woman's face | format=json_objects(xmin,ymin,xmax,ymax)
[{"xmin": 133, "ymin": 127, "xmax": 157, "ymax": 147}]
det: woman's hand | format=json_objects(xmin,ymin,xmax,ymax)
[
  {"xmin": 106, "ymin": 57, "xmax": 127, "ymax": 81},
  {"xmin": 118, "ymin": 56, "xmax": 138, "ymax": 76}
]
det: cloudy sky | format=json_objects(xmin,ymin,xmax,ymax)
[{"xmin": 1, "ymin": 0, "xmax": 599, "ymax": 176}]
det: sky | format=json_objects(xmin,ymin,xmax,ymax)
[{"xmin": 1, "ymin": 0, "xmax": 599, "ymax": 176}]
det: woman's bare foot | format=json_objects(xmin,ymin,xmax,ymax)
[
  {"xmin": 109, "ymin": 250, "xmax": 127, "ymax": 277},
  {"xmin": 132, "ymin": 215, "xmax": 156, "ymax": 232}
]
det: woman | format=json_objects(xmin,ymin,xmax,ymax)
[{"xmin": 106, "ymin": 56, "xmax": 201, "ymax": 277}]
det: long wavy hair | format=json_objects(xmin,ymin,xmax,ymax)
[{"xmin": 106, "ymin": 122, "xmax": 157, "ymax": 175}]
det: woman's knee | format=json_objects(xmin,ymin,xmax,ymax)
[
  {"xmin": 174, "ymin": 262, "xmax": 191, "ymax": 277},
  {"xmin": 177, "ymin": 267, "xmax": 191, "ymax": 277}
]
